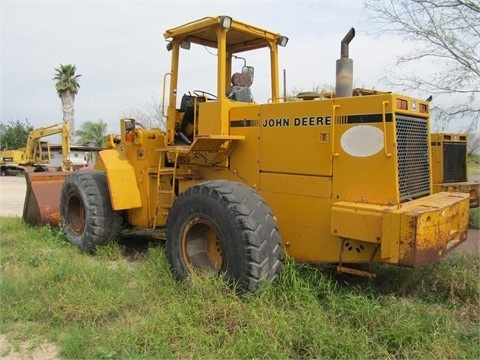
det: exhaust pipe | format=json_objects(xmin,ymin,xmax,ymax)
[{"xmin": 335, "ymin": 27, "xmax": 355, "ymax": 98}]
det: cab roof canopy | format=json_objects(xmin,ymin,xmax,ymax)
[{"xmin": 163, "ymin": 15, "xmax": 286, "ymax": 54}]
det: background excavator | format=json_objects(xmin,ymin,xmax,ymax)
[
  {"xmin": 0, "ymin": 122, "xmax": 72, "ymax": 175},
  {"xmin": 0, "ymin": 122, "xmax": 74, "ymax": 225}
]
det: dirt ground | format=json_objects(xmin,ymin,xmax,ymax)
[
  {"xmin": 0, "ymin": 174, "xmax": 478, "ymax": 359},
  {"xmin": 0, "ymin": 334, "xmax": 59, "ymax": 360},
  {"xmin": 0, "ymin": 175, "xmax": 27, "ymax": 217}
]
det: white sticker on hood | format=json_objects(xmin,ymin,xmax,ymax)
[{"xmin": 340, "ymin": 125, "xmax": 384, "ymax": 157}]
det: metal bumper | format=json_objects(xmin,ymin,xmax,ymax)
[
  {"xmin": 433, "ymin": 182, "xmax": 479, "ymax": 208},
  {"xmin": 331, "ymin": 192, "xmax": 470, "ymax": 267}
]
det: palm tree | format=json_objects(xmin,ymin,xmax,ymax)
[
  {"xmin": 53, "ymin": 64, "xmax": 81, "ymax": 137},
  {"xmin": 75, "ymin": 120, "xmax": 107, "ymax": 147}
]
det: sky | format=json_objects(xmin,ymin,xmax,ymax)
[{"xmin": 1, "ymin": 0, "xmax": 423, "ymax": 138}]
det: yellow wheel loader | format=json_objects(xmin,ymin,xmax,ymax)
[
  {"xmin": 28, "ymin": 16, "xmax": 470, "ymax": 293},
  {"xmin": 431, "ymin": 133, "xmax": 479, "ymax": 208}
]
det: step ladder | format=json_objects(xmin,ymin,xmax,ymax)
[{"xmin": 152, "ymin": 148, "xmax": 179, "ymax": 229}]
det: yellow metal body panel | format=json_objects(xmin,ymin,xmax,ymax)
[
  {"xmin": 331, "ymin": 203, "xmax": 383, "ymax": 244},
  {"xmin": 259, "ymin": 190, "xmax": 381, "ymax": 264},
  {"xmin": 260, "ymin": 173, "xmax": 332, "ymax": 199},
  {"xmin": 431, "ymin": 133, "xmax": 447, "ymax": 185},
  {"xmin": 259, "ymin": 101, "xmax": 334, "ymax": 176},
  {"xmin": 0, "ymin": 149, "xmax": 26, "ymax": 164},
  {"xmin": 331, "ymin": 95, "xmax": 400, "ymax": 204},
  {"xmin": 95, "ymin": 149, "xmax": 142, "ymax": 210},
  {"xmin": 103, "ymin": 122, "xmax": 166, "ymax": 228},
  {"xmin": 197, "ymin": 100, "xmax": 235, "ymax": 136},
  {"xmin": 229, "ymin": 105, "xmax": 262, "ymax": 187}
]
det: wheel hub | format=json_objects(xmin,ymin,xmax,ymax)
[
  {"xmin": 182, "ymin": 216, "xmax": 225, "ymax": 274},
  {"xmin": 67, "ymin": 192, "xmax": 86, "ymax": 235}
]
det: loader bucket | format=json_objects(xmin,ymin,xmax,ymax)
[{"xmin": 22, "ymin": 171, "xmax": 70, "ymax": 226}]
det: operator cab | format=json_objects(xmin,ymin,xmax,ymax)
[
  {"xmin": 176, "ymin": 62, "xmax": 254, "ymax": 144},
  {"xmin": 163, "ymin": 15, "xmax": 288, "ymax": 145}
]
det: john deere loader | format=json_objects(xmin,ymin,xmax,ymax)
[
  {"xmin": 27, "ymin": 16, "xmax": 469, "ymax": 293},
  {"xmin": 430, "ymin": 132, "xmax": 479, "ymax": 208}
]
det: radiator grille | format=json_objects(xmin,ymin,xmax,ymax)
[
  {"xmin": 396, "ymin": 115, "xmax": 431, "ymax": 201},
  {"xmin": 443, "ymin": 142, "xmax": 467, "ymax": 182}
]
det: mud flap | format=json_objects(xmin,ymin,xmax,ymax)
[{"xmin": 22, "ymin": 172, "xmax": 70, "ymax": 226}]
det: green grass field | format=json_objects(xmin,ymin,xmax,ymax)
[
  {"xmin": 468, "ymin": 155, "xmax": 480, "ymax": 228},
  {"xmin": 1, "ymin": 218, "xmax": 478, "ymax": 359}
]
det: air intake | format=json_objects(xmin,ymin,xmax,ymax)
[{"xmin": 396, "ymin": 115, "xmax": 431, "ymax": 201}]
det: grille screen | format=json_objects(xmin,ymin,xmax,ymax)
[
  {"xmin": 396, "ymin": 115, "xmax": 431, "ymax": 201},
  {"xmin": 443, "ymin": 142, "xmax": 467, "ymax": 182}
]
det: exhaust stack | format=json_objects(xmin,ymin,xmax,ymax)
[{"xmin": 335, "ymin": 27, "xmax": 355, "ymax": 98}]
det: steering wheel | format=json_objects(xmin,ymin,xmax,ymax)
[{"xmin": 193, "ymin": 90, "xmax": 217, "ymax": 100}]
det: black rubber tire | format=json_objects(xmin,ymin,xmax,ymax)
[
  {"xmin": 60, "ymin": 170, "xmax": 123, "ymax": 251},
  {"xmin": 166, "ymin": 180, "xmax": 283, "ymax": 293}
]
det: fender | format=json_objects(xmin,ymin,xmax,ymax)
[{"xmin": 94, "ymin": 149, "xmax": 142, "ymax": 210}]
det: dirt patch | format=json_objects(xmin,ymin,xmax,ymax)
[
  {"xmin": 0, "ymin": 334, "xmax": 59, "ymax": 360},
  {"xmin": 0, "ymin": 175, "xmax": 26, "ymax": 217},
  {"xmin": 454, "ymin": 228, "xmax": 479, "ymax": 255}
]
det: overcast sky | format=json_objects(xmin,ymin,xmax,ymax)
[{"xmin": 2, "ymin": 0, "xmax": 418, "ymax": 137}]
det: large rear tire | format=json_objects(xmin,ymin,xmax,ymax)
[
  {"xmin": 166, "ymin": 180, "xmax": 283, "ymax": 293},
  {"xmin": 60, "ymin": 170, "xmax": 123, "ymax": 251}
]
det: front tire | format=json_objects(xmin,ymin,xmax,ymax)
[
  {"xmin": 60, "ymin": 170, "xmax": 123, "ymax": 251},
  {"xmin": 166, "ymin": 180, "xmax": 283, "ymax": 293}
]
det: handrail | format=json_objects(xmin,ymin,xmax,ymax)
[
  {"xmin": 382, "ymin": 101, "xmax": 392, "ymax": 157},
  {"xmin": 332, "ymin": 104, "xmax": 340, "ymax": 156},
  {"xmin": 162, "ymin": 73, "xmax": 172, "ymax": 118},
  {"xmin": 193, "ymin": 97, "xmax": 198, "ymax": 143}
]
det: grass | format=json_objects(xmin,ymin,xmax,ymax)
[
  {"xmin": 468, "ymin": 155, "xmax": 480, "ymax": 229},
  {"xmin": 0, "ymin": 217, "xmax": 479, "ymax": 359},
  {"xmin": 470, "ymin": 208, "xmax": 480, "ymax": 229}
]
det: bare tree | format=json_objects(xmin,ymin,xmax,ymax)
[
  {"xmin": 122, "ymin": 94, "xmax": 166, "ymax": 131},
  {"xmin": 467, "ymin": 132, "xmax": 480, "ymax": 156},
  {"xmin": 364, "ymin": 0, "xmax": 479, "ymax": 131}
]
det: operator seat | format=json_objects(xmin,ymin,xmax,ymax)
[
  {"xmin": 177, "ymin": 93, "xmax": 206, "ymax": 144},
  {"xmin": 226, "ymin": 73, "xmax": 253, "ymax": 102}
]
